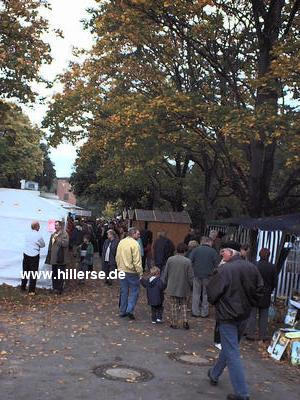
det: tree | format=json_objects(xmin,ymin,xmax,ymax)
[
  {"xmin": 44, "ymin": 0, "xmax": 300, "ymax": 229},
  {"xmin": 0, "ymin": 0, "xmax": 53, "ymax": 103},
  {"xmin": 0, "ymin": 101, "xmax": 43, "ymax": 187},
  {"xmin": 116, "ymin": 0, "xmax": 300, "ymax": 217},
  {"xmin": 35, "ymin": 143, "xmax": 56, "ymax": 191}
]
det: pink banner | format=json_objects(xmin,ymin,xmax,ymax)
[{"xmin": 48, "ymin": 219, "xmax": 56, "ymax": 233}]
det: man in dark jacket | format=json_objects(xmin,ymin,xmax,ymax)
[
  {"xmin": 102, "ymin": 229, "xmax": 119, "ymax": 285},
  {"xmin": 246, "ymin": 248, "xmax": 277, "ymax": 341},
  {"xmin": 153, "ymin": 232, "xmax": 175, "ymax": 271},
  {"xmin": 207, "ymin": 241, "xmax": 263, "ymax": 400},
  {"xmin": 188, "ymin": 236, "xmax": 218, "ymax": 317},
  {"xmin": 140, "ymin": 228, "xmax": 153, "ymax": 271}
]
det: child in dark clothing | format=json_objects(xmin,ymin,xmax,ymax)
[
  {"xmin": 78, "ymin": 234, "xmax": 94, "ymax": 283},
  {"xmin": 141, "ymin": 266, "xmax": 165, "ymax": 324}
]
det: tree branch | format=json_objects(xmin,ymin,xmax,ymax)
[{"xmin": 284, "ymin": 0, "xmax": 300, "ymax": 36}]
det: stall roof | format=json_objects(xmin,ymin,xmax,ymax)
[
  {"xmin": 133, "ymin": 209, "xmax": 192, "ymax": 224},
  {"xmin": 208, "ymin": 213, "xmax": 300, "ymax": 234}
]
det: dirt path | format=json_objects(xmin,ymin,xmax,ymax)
[{"xmin": 0, "ymin": 258, "xmax": 299, "ymax": 400}]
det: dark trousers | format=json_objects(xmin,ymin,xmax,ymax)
[
  {"xmin": 142, "ymin": 255, "xmax": 146, "ymax": 272},
  {"xmin": 151, "ymin": 305, "xmax": 164, "ymax": 322},
  {"xmin": 247, "ymin": 307, "xmax": 269, "ymax": 340},
  {"xmin": 52, "ymin": 265, "xmax": 66, "ymax": 293},
  {"xmin": 214, "ymin": 321, "xmax": 221, "ymax": 344},
  {"xmin": 21, "ymin": 253, "xmax": 40, "ymax": 293},
  {"xmin": 103, "ymin": 261, "xmax": 114, "ymax": 281}
]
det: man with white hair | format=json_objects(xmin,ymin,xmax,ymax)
[
  {"xmin": 21, "ymin": 221, "xmax": 45, "ymax": 295},
  {"xmin": 207, "ymin": 241, "xmax": 264, "ymax": 400}
]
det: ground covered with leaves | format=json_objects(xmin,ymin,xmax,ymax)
[{"xmin": 0, "ymin": 259, "xmax": 299, "ymax": 400}]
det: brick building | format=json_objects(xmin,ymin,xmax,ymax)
[{"xmin": 56, "ymin": 178, "xmax": 77, "ymax": 205}]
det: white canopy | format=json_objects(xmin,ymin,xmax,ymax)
[{"xmin": 0, "ymin": 188, "xmax": 69, "ymax": 287}]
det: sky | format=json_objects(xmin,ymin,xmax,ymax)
[{"xmin": 25, "ymin": 0, "xmax": 96, "ymax": 177}]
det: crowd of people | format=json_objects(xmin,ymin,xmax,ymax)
[{"xmin": 21, "ymin": 219, "xmax": 278, "ymax": 400}]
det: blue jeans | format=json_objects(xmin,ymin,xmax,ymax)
[
  {"xmin": 119, "ymin": 273, "xmax": 140, "ymax": 315},
  {"xmin": 211, "ymin": 320, "xmax": 249, "ymax": 398}
]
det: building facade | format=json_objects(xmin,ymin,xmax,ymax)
[{"xmin": 56, "ymin": 178, "xmax": 77, "ymax": 205}]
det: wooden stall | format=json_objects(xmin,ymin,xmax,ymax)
[{"xmin": 125, "ymin": 209, "xmax": 192, "ymax": 247}]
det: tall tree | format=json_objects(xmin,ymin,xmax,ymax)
[
  {"xmin": 0, "ymin": 0, "xmax": 53, "ymax": 103},
  {"xmin": 0, "ymin": 101, "xmax": 43, "ymax": 187},
  {"xmin": 44, "ymin": 0, "xmax": 300, "ymax": 224},
  {"xmin": 35, "ymin": 143, "xmax": 56, "ymax": 191}
]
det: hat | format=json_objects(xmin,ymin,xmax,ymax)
[{"xmin": 221, "ymin": 241, "xmax": 241, "ymax": 252}]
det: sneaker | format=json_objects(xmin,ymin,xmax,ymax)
[
  {"xmin": 127, "ymin": 313, "xmax": 135, "ymax": 320},
  {"xmin": 227, "ymin": 394, "xmax": 250, "ymax": 400},
  {"xmin": 119, "ymin": 313, "xmax": 128, "ymax": 318},
  {"xmin": 170, "ymin": 324, "xmax": 178, "ymax": 329},
  {"xmin": 156, "ymin": 319, "xmax": 163, "ymax": 323},
  {"xmin": 207, "ymin": 369, "xmax": 218, "ymax": 386},
  {"xmin": 28, "ymin": 292, "xmax": 36, "ymax": 296},
  {"xmin": 214, "ymin": 343, "xmax": 222, "ymax": 350},
  {"xmin": 151, "ymin": 321, "xmax": 157, "ymax": 324}
]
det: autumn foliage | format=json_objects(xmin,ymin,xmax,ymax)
[{"xmin": 44, "ymin": 0, "xmax": 300, "ymax": 218}]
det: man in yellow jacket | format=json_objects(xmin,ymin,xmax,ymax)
[{"xmin": 116, "ymin": 227, "xmax": 143, "ymax": 319}]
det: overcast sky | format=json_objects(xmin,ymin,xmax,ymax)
[{"xmin": 25, "ymin": 0, "xmax": 96, "ymax": 177}]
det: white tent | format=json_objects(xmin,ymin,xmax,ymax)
[{"xmin": 0, "ymin": 188, "xmax": 69, "ymax": 287}]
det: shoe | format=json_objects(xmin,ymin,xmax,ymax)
[
  {"xmin": 170, "ymin": 324, "xmax": 178, "ymax": 329},
  {"xmin": 127, "ymin": 313, "xmax": 135, "ymax": 320},
  {"xmin": 258, "ymin": 337, "xmax": 269, "ymax": 342},
  {"xmin": 151, "ymin": 321, "xmax": 157, "ymax": 324},
  {"xmin": 245, "ymin": 336, "xmax": 255, "ymax": 341},
  {"xmin": 28, "ymin": 292, "xmax": 36, "ymax": 296},
  {"xmin": 227, "ymin": 394, "xmax": 250, "ymax": 400},
  {"xmin": 183, "ymin": 322, "xmax": 190, "ymax": 330},
  {"xmin": 207, "ymin": 369, "xmax": 218, "ymax": 386},
  {"xmin": 107, "ymin": 281, "xmax": 112, "ymax": 286},
  {"xmin": 156, "ymin": 319, "xmax": 163, "ymax": 323},
  {"xmin": 214, "ymin": 343, "xmax": 222, "ymax": 350},
  {"xmin": 119, "ymin": 313, "xmax": 128, "ymax": 318},
  {"xmin": 191, "ymin": 314, "xmax": 200, "ymax": 318}
]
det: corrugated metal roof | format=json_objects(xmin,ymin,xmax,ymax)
[
  {"xmin": 135, "ymin": 209, "xmax": 155, "ymax": 221},
  {"xmin": 133, "ymin": 209, "xmax": 191, "ymax": 224},
  {"xmin": 207, "ymin": 213, "xmax": 300, "ymax": 234}
]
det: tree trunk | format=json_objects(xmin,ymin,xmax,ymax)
[{"xmin": 249, "ymin": 0, "xmax": 284, "ymax": 217}]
